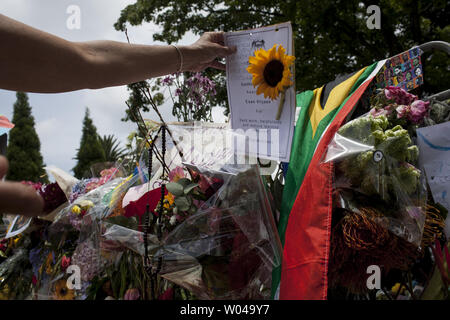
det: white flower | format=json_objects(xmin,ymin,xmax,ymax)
[{"xmin": 169, "ymin": 215, "xmax": 177, "ymax": 226}]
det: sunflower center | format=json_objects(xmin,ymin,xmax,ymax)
[{"xmin": 263, "ymin": 60, "xmax": 284, "ymax": 87}]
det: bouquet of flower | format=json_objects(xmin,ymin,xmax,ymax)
[
  {"xmin": 323, "ymin": 86, "xmax": 448, "ymax": 296},
  {"xmin": 324, "ymin": 87, "xmax": 431, "ymax": 244},
  {"xmin": 100, "ymin": 164, "xmax": 281, "ymax": 300}
]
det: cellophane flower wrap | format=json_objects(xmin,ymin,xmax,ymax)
[
  {"xmin": 26, "ymin": 122, "xmax": 281, "ymax": 300},
  {"xmin": 99, "ymin": 123, "xmax": 282, "ymax": 299},
  {"xmin": 323, "ymin": 86, "xmax": 431, "ymax": 246}
]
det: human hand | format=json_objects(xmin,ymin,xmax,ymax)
[
  {"xmin": 0, "ymin": 156, "xmax": 44, "ymax": 217},
  {"xmin": 182, "ymin": 31, "xmax": 237, "ymax": 72}
]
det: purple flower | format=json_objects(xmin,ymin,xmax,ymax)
[
  {"xmin": 162, "ymin": 76, "xmax": 173, "ymax": 86},
  {"xmin": 174, "ymin": 88, "xmax": 183, "ymax": 96},
  {"xmin": 71, "ymin": 240, "xmax": 103, "ymax": 281}
]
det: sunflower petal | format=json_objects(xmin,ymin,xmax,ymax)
[
  {"xmin": 252, "ymin": 75, "xmax": 264, "ymax": 86},
  {"xmin": 256, "ymin": 83, "xmax": 267, "ymax": 96},
  {"xmin": 277, "ymin": 45, "xmax": 286, "ymax": 59}
]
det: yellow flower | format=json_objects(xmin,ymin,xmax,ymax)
[
  {"xmin": 13, "ymin": 236, "xmax": 21, "ymax": 246},
  {"xmin": 54, "ymin": 279, "xmax": 75, "ymax": 300},
  {"xmin": 391, "ymin": 283, "xmax": 406, "ymax": 295},
  {"xmin": 79, "ymin": 200, "xmax": 94, "ymax": 210},
  {"xmin": 163, "ymin": 193, "xmax": 175, "ymax": 209},
  {"xmin": 246, "ymin": 44, "xmax": 295, "ymax": 100},
  {"xmin": 71, "ymin": 205, "xmax": 81, "ymax": 215}
]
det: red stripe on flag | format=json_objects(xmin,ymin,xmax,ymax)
[{"xmin": 280, "ymin": 77, "xmax": 376, "ymax": 300}]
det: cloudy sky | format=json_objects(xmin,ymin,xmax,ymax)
[{"xmin": 0, "ymin": 0, "xmax": 226, "ymax": 175}]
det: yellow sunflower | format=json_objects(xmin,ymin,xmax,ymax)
[
  {"xmin": 247, "ymin": 44, "xmax": 295, "ymax": 100},
  {"xmin": 54, "ymin": 279, "xmax": 75, "ymax": 300}
]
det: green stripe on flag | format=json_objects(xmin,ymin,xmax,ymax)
[{"xmin": 271, "ymin": 62, "xmax": 379, "ymax": 298}]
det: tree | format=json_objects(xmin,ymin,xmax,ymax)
[
  {"xmin": 6, "ymin": 92, "xmax": 48, "ymax": 183},
  {"xmin": 72, "ymin": 108, "xmax": 106, "ymax": 178},
  {"xmin": 98, "ymin": 134, "xmax": 127, "ymax": 163},
  {"xmin": 115, "ymin": 0, "xmax": 449, "ymax": 118}
]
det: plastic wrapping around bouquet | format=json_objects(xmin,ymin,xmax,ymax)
[
  {"xmin": 322, "ymin": 113, "xmax": 428, "ymax": 246},
  {"xmin": 100, "ymin": 165, "xmax": 282, "ymax": 300},
  {"xmin": 29, "ymin": 123, "xmax": 282, "ymax": 300}
]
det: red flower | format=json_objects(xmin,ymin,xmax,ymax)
[
  {"xmin": 61, "ymin": 255, "xmax": 71, "ymax": 270},
  {"xmin": 158, "ymin": 287, "xmax": 174, "ymax": 300},
  {"xmin": 32, "ymin": 275, "xmax": 37, "ymax": 286}
]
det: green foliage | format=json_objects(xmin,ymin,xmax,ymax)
[
  {"xmin": 337, "ymin": 115, "xmax": 421, "ymax": 199},
  {"xmin": 6, "ymin": 92, "xmax": 48, "ymax": 183},
  {"xmin": 166, "ymin": 178, "xmax": 200, "ymax": 213},
  {"xmin": 98, "ymin": 134, "xmax": 127, "ymax": 163},
  {"xmin": 115, "ymin": 0, "xmax": 449, "ymax": 117},
  {"xmin": 72, "ymin": 108, "xmax": 106, "ymax": 179}
]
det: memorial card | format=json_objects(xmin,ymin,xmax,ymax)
[{"xmin": 224, "ymin": 22, "xmax": 295, "ymax": 162}]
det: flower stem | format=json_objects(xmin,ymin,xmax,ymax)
[{"xmin": 276, "ymin": 91, "xmax": 286, "ymax": 120}]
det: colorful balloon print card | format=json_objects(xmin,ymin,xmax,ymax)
[{"xmin": 224, "ymin": 22, "xmax": 295, "ymax": 163}]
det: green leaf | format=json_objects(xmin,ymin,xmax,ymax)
[
  {"xmin": 184, "ymin": 183, "xmax": 199, "ymax": 195},
  {"xmin": 174, "ymin": 196, "xmax": 191, "ymax": 211},
  {"xmin": 177, "ymin": 178, "xmax": 192, "ymax": 188},
  {"xmin": 166, "ymin": 182, "xmax": 184, "ymax": 196}
]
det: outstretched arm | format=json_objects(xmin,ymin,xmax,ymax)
[{"xmin": 0, "ymin": 13, "xmax": 236, "ymax": 93}]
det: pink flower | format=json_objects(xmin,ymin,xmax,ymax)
[
  {"xmin": 168, "ymin": 166, "xmax": 185, "ymax": 182},
  {"xmin": 32, "ymin": 275, "xmax": 37, "ymax": 286},
  {"xmin": 409, "ymin": 100, "xmax": 430, "ymax": 123},
  {"xmin": 124, "ymin": 288, "xmax": 140, "ymax": 300},
  {"xmin": 100, "ymin": 167, "xmax": 117, "ymax": 178},
  {"xmin": 396, "ymin": 105, "xmax": 409, "ymax": 119},
  {"xmin": 396, "ymin": 100, "xmax": 430, "ymax": 123},
  {"xmin": 61, "ymin": 255, "xmax": 71, "ymax": 270},
  {"xmin": 370, "ymin": 106, "xmax": 393, "ymax": 118},
  {"xmin": 384, "ymin": 86, "xmax": 417, "ymax": 105}
]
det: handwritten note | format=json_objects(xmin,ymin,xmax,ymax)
[
  {"xmin": 417, "ymin": 121, "xmax": 450, "ymax": 238},
  {"xmin": 224, "ymin": 22, "xmax": 295, "ymax": 162}
]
